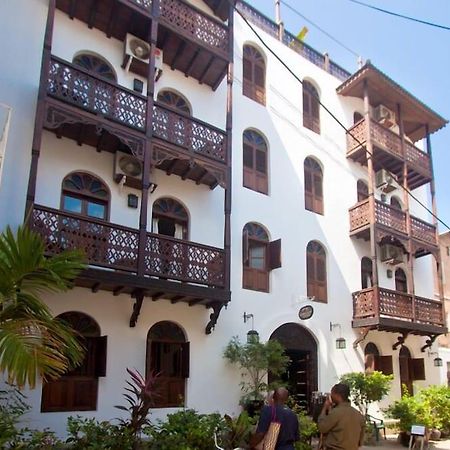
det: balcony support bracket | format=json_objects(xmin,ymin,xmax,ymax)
[
  {"xmin": 205, "ymin": 302, "xmax": 224, "ymax": 335},
  {"xmin": 392, "ymin": 332, "xmax": 409, "ymax": 350},
  {"xmin": 353, "ymin": 326, "xmax": 371, "ymax": 349},
  {"xmin": 420, "ymin": 335, "xmax": 438, "ymax": 353},
  {"xmin": 129, "ymin": 291, "xmax": 144, "ymax": 328}
]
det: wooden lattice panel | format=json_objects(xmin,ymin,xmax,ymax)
[
  {"xmin": 153, "ymin": 104, "xmax": 226, "ymax": 163},
  {"xmin": 48, "ymin": 57, "xmax": 146, "ymax": 131},
  {"xmin": 405, "ymin": 142, "xmax": 431, "ymax": 178},
  {"xmin": 370, "ymin": 120, "xmax": 403, "ymax": 159},
  {"xmin": 414, "ymin": 296, "xmax": 444, "ymax": 326},
  {"xmin": 160, "ymin": 0, "xmax": 228, "ymax": 54},
  {"xmin": 130, "ymin": 0, "xmax": 152, "ymax": 10},
  {"xmin": 411, "ymin": 216, "xmax": 437, "ymax": 245},
  {"xmin": 379, "ymin": 288, "xmax": 413, "ymax": 320},
  {"xmin": 145, "ymin": 234, "xmax": 225, "ymax": 287},
  {"xmin": 349, "ymin": 200, "xmax": 370, "ymax": 232},
  {"xmin": 353, "ymin": 289, "xmax": 376, "ymax": 319},
  {"xmin": 346, "ymin": 119, "xmax": 367, "ymax": 152},
  {"xmin": 375, "ymin": 201, "xmax": 407, "ymax": 234}
]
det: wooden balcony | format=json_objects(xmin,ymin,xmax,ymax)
[
  {"xmin": 347, "ymin": 118, "xmax": 432, "ymax": 189},
  {"xmin": 45, "ymin": 56, "xmax": 227, "ymax": 187},
  {"xmin": 31, "ymin": 205, "xmax": 229, "ymax": 314},
  {"xmin": 353, "ymin": 287, "xmax": 446, "ymax": 335},
  {"xmin": 349, "ymin": 199, "xmax": 437, "ymax": 256},
  {"xmin": 56, "ymin": 0, "xmax": 229, "ymax": 88}
]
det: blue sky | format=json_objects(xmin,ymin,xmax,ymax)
[{"xmin": 246, "ymin": 0, "xmax": 450, "ymax": 231}]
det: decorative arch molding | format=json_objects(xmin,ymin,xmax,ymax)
[{"xmin": 376, "ymin": 232, "xmax": 408, "ymax": 254}]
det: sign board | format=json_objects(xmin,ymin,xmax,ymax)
[
  {"xmin": 410, "ymin": 425, "xmax": 425, "ymax": 436},
  {"xmin": 298, "ymin": 305, "xmax": 314, "ymax": 320}
]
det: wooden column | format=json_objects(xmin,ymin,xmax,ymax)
[
  {"xmin": 223, "ymin": 2, "xmax": 234, "ymax": 294},
  {"xmin": 426, "ymin": 126, "xmax": 446, "ymax": 320},
  {"xmin": 137, "ymin": 1, "xmax": 159, "ymax": 276},
  {"xmin": 363, "ymin": 80, "xmax": 379, "ymax": 300},
  {"xmin": 397, "ymin": 104, "xmax": 415, "ymax": 321},
  {"xmin": 25, "ymin": 0, "xmax": 56, "ymax": 218}
]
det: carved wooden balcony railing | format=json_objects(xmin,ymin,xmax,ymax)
[
  {"xmin": 47, "ymin": 57, "xmax": 227, "ymax": 164},
  {"xmin": 352, "ymin": 287, "xmax": 445, "ymax": 334},
  {"xmin": 31, "ymin": 205, "xmax": 225, "ymax": 288},
  {"xmin": 349, "ymin": 199, "xmax": 437, "ymax": 248},
  {"xmin": 346, "ymin": 118, "xmax": 432, "ymax": 187},
  {"xmin": 48, "ymin": 56, "xmax": 147, "ymax": 131},
  {"xmin": 153, "ymin": 102, "xmax": 226, "ymax": 163},
  {"xmin": 129, "ymin": 0, "xmax": 228, "ymax": 57}
]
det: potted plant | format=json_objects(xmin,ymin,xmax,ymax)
[{"xmin": 224, "ymin": 336, "xmax": 289, "ymax": 416}]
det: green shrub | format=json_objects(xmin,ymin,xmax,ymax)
[
  {"xmin": 420, "ymin": 385, "xmax": 450, "ymax": 433},
  {"xmin": 145, "ymin": 409, "xmax": 222, "ymax": 450},
  {"xmin": 217, "ymin": 412, "xmax": 255, "ymax": 450}
]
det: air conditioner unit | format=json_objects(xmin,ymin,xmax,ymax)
[
  {"xmin": 123, "ymin": 34, "xmax": 163, "ymax": 80},
  {"xmin": 374, "ymin": 104, "xmax": 395, "ymax": 128},
  {"xmin": 376, "ymin": 169, "xmax": 397, "ymax": 193},
  {"xmin": 380, "ymin": 244, "xmax": 404, "ymax": 266},
  {"xmin": 114, "ymin": 151, "xmax": 143, "ymax": 190}
]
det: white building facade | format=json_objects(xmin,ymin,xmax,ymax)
[{"xmin": 0, "ymin": 0, "xmax": 447, "ymax": 436}]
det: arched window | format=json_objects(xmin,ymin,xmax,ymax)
[
  {"xmin": 73, "ymin": 53, "xmax": 116, "ymax": 82},
  {"xmin": 361, "ymin": 257, "xmax": 373, "ymax": 289},
  {"xmin": 243, "ymin": 45, "xmax": 266, "ymax": 105},
  {"xmin": 243, "ymin": 223, "xmax": 273, "ymax": 292},
  {"xmin": 390, "ymin": 196, "xmax": 402, "ymax": 210},
  {"xmin": 146, "ymin": 321, "xmax": 189, "ymax": 408},
  {"xmin": 152, "ymin": 198, "xmax": 189, "ymax": 240},
  {"xmin": 307, "ymin": 241, "xmax": 327, "ymax": 302},
  {"xmin": 304, "ymin": 157, "xmax": 323, "ymax": 214},
  {"xmin": 157, "ymin": 90, "xmax": 191, "ymax": 115},
  {"xmin": 303, "ymin": 81, "xmax": 320, "ymax": 134},
  {"xmin": 243, "ymin": 129, "xmax": 268, "ymax": 195},
  {"xmin": 357, "ymin": 180, "xmax": 369, "ymax": 203},
  {"xmin": 354, "ymin": 112, "xmax": 364, "ymax": 124},
  {"xmin": 41, "ymin": 312, "xmax": 107, "ymax": 412},
  {"xmin": 364, "ymin": 342, "xmax": 380, "ymax": 373},
  {"xmin": 395, "ymin": 268, "xmax": 408, "ymax": 293},
  {"xmin": 61, "ymin": 172, "xmax": 109, "ymax": 220}
]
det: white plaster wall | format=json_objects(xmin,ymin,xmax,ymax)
[{"xmin": 0, "ymin": 0, "xmax": 48, "ymax": 230}]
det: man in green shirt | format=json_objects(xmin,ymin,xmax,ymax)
[{"xmin": 318, "ymin": 383, "xmax": 365, "ymax": 450}]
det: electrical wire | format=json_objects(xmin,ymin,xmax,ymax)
[
  {"xmin": 232, "ymin": 1, "xmax": 450, "ymax": 232},
  {"xmin": 280, "ymin": 0, "xmax": 360, "ymax": 58},
  {"xmin": 347, "ymin": 0, "xmax": 450, "ymax": 31}
]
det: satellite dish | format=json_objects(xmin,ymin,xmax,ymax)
[
  {"xmin": 119, "ymin": 156, "xmax": 142, "ymax": 177},
  {"xmin": 129, "ymin": 38, "xmax": 151, "ymax": 60}
]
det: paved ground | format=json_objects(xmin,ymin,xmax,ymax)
[{"xmin": 360, "ymin": 435, "xmax": 450, "ymax": 450}]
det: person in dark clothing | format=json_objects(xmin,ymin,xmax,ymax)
[{"xmin": 250, "ymin": 387, "xmax": 300, "ymax": 450}]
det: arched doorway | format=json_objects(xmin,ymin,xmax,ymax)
[
  {"xmin": 399, "ymin": 346, "xmax": 413, "ymax": 396},
  {"xmin": 269, "ymin": 323, "xmax": 318, "ymax": 410}
]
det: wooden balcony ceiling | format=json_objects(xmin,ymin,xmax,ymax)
[
  {"xmin": 203, "ymin": 0, "xmax": 232, "ymax": 21},
  {"xmin": 337, "ymin": 63, "xmax": 448, "ymax": 142}
]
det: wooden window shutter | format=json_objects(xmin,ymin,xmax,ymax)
[
  {"xmin": 365, "ymin": 354, "xmax": 376, "ymax": 373},
  {"xmin": 306, "ymin": 253, "xmax": 315, "ymax": 298},
  {"xmin": 243, "ymin": 57, "xmax": 252, "ymax": 81},
  {"xmin": 181, "ymin": 342, "xmax": 190, "ymax": 378},
  {"xmin": 315, "ymin": 256, "xmax": 327, "ymax": 302},
  {"xmin": 304, "ymin": 168, "xmax": 313, "ymax": 211},
  {"xmin": 243, "ymin": 230, "xmax": 249, "ymax": 265},
  {"xmin": 375, "ymin": 355, "xmax": 393, "ymax": 376},
  {"xmin": 409, "ymin": 358, "xmax": 426, "ymax": 380},
  {"xmin": 94, "ymin": 336, "xmax": 107, "ymax": 377},
  {"xmin": 268, "ymin": 239, "xmax": 282, "ymax": 270}
]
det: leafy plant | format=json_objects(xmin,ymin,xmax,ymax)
[
  {"xmin": 217, "ymin": 412, "xmax": 255, "ymax": 450},
  {"xmin": 285, "ymin": 399, "xmax": 318, "ymax": 450},
  {"xmin": 340, "ymin": 371, "xmax": 393, "ymax": 416},
  {"xmin": 146, "ymin": 409, "xmax": 223, "ymax": 450},
  {"xmin": 66, "ymin": 416, "xmax": 135, "ymax": 450},
  {"xmin": 0, "ymin": 225, "xmax": 86, "ymax": 388},
  {"xmin": 420, "ymin": 385, "xmax": 450, "ymax": 433},
  {"xmin": 115, "ymin": 368, "xmax": 159, "ymax": 447},
  {"xmin": 223, "ymin": 336, "xmax": 290, "ymax": 404}
]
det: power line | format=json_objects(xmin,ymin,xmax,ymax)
[
  {"xmin": 232, "ymin": 1, "xmax": 450, "ymax": 232},
  {"xmin": 280, "ymin": 0, "xmax": 360, "ymax": 58},
  {"xmin": 347, "ymin": 0, "xmax": 450, "ymax": 31}
]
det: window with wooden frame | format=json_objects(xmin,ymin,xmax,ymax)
[
  {"xmin": 395, "ymin": 268, "xmax": 408, "ymax": 293},
  {"xmin": 146, "ymin": 321, "xmax": 189, "ymax": 408},
  {"xmin": 73, "ymin": 53, "xmax": 117, "ymax": 82},
  {"xmin": 243, "ymin": 129, "xmax": 268, "ymax": 195},
  {"xmin": 390, "ymin": 196, "xmax": 403, "ymax": 210},
  {"xmin": 303, "ymin": 81, "xmax": 320, "ymax": 134},
  {"xmin": 61, "ymin": 172, "xmax": 109, "ymax": 220},
  {"xmin": 306, "ymin": 241, "xmax": 327, "ymax": 302},
  {"xmin": 304, "ymin": 157, "xmax": 323, "ymax": 214},
  {"xmin": 157, "ymin": 90, "xmax": 191, "ymax": 115},
  {"xmin": 242, "ymin": 45, "xmax": 266, "ymax": 105},
  {"xmin": 357, "ymin": 180, "xmax": 369, "ymax": 203},
  {"xmin": 41, "ymin": 312, "xmax": 107, "ymax": 412},
  {"xmin": 399, "ymin": 346, "xmax": 425, "ymax": 396},
  {"xmin": 364, "ymin": 342, "xmax": 393, "ymax": 375},
  {"xmin": 152, "ymin": 198, "xmax": 189, "ymax": 240},
  {"xmin": 353, "ymin": 111, "xmax": 364, "ymax": 124},
  {"xmin": 243, "ymin": 223, "xmax": 281, "ymax": 293},
  {"xmin": 361, "ymin": 257, "xmax": 373, "ymax": 290}
]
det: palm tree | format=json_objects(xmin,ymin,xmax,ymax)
[{"xmin": 0, "ymin": 225, "xmax": 86, "ymax": 388}]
